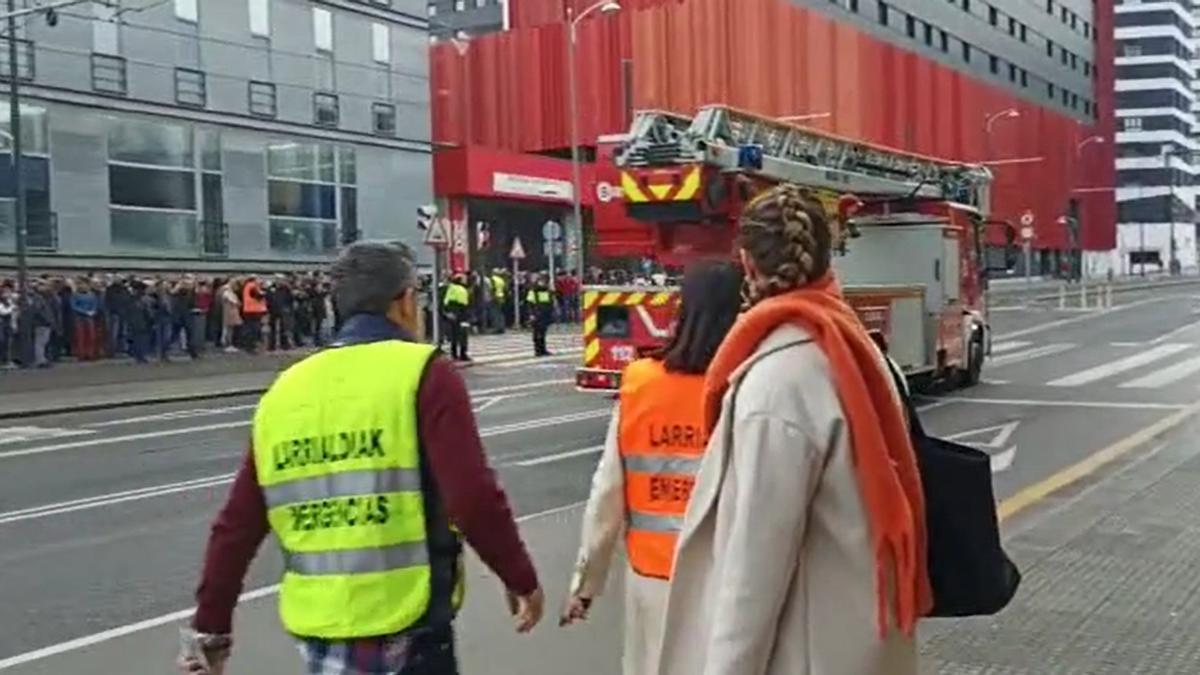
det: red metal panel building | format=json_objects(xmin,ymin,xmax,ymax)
[{"xmin": 431, "ymin": 0, "xmax": 1115, "ymax": 255}]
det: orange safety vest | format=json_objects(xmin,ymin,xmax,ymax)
[
  {"xmin": 242, "ymin": 280, "xmax": 267, "ymax": 316},
  {"xmin": 618, "ymin": 358, "xmax": 708, "ymax": 580}
]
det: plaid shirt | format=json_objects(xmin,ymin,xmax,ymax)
[{"xmin": 296, "ymin": 635, "xmax": 416, "ymax": 675}]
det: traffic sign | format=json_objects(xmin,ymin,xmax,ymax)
[
  {"xmin": 1020, "ymin": 210, "xmax": 1034, "ymax": 227},
  {"xmin": 542, "ymin": 220, "xmax": 562, "ymax": 241},
  {"xmin": 1020, "ymin": 226, "xmax": 1034, "ymax": 241},
  {"xmin": 423, "ymin": 217, "xmax": 449, "ymax": 247},
  {"xmin": 510, "ymin": 237, "xmax": 526, "ymax": 260}
]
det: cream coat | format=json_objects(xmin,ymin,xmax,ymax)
[
  {"xmin": 570, "ymin": 406, "xmax": 670, "ymax": 675},
  {"xmin": 655, "ymin": 324, "xmax": 918, "ymax": 675}
]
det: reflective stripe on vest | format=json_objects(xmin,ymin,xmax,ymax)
[
  {"xmin": 253, "ymin": 339, "xmax": 458, "ymax": 639},
  {"xmin": 527, "ymin": 290, "xmax": 551, "ymax": 304},
  {"xmin": 617, "ymin": 358, "xmax": 708, "ymax": 580}
]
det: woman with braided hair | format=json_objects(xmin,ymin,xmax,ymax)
[{"xmin": 655, "ymin": 184, "xmax": 930, "ymax": 675}]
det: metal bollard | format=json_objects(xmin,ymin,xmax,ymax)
[
  {"xmin": 1079, "ymin": 283, "xmax": 1088, "ymax": 310},
  {"xmin": 1059, "ymin": 283, "xmax": 1066, "ymax": 310},
  {"xmin": 1105, "ymin": 284, "xmax": 1113, "ymax": 309}
]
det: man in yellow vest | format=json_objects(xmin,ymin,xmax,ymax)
[
  {"xmin": 490, "ymin": 269, "xmax": 508, "ymax": 335},
  {"xmin": 442, "ymin": 273, "xmax": 471, "ymax": 362},
  {"xmin": 526, "ymin": 274, "xmax": 554, "ymax": 357},
  {"xmin": 179, "ymin": 242, "xmax": 543, "ymax": 674}
]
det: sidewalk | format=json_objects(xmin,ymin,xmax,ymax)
[
  {"xmin": 0, "ymin": 327, "xmax": 581, "ymax": 418},
  {"xmin": 922, "ymin": 412, "xmax": 1200, "ymax": 672}
]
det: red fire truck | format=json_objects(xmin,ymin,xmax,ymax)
[{"xmin": 576, "ymin": 105, "xmax": 1015, "ymax": 392}]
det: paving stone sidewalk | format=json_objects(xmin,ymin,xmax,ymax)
[{"xmin": 921, "ymin": 416, "xmax": 1200, "ymax": 673}]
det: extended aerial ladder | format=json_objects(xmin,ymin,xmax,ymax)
[{"xmin": 614, "ymin": 104, "xmax": 992, "ymax": 223}]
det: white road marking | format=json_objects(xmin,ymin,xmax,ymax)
[
  {"xmin": 1149, "ymin": 319, "xmax": 1200, "ymax": 345},
  {"xmin": 84, "ymin": 405, "xmax": 259, "ymax": 428},
  {"xmin": 0, "ymin": 499, "xmax": 589, "ymax": 670},
  {"xmin": 946, "ymin": 421, "xmax": 1021, "ymax": 474},
  {"xmin": 1047, "ymin": 343, "xmax": 1190, "ymax": 387},
  {"xmin": 989, "ymin": 340, "xmax": 1032, "ymax": 354},
  {"xmin": 0, "ymin": 474, "xmax": 236, "ymax": 524},
  {"xmin": 988, "ymin": 343, "xmax": 1075, "ymax": 367},
  {"xmin": 930, "ymin": 396, "xmax": 1186, "ymax": 410},
  {"xmin": 492, "ymin": 350, "xmax": 584, "ymax": 369},
  {"xmin": 1110, "ymin": 342, "xmax": 1144, "ymax": 347},
  {"xmin": 508, "ymin": 445, "xmax": 603, "ymax": 467},
  {"xmin": 0, "ymin": 421, "xmax": 252, "ymax": 460},
  {"xmin": 1120, "ymin": 353, "xmax": 1200, "ymax": 389},
  {"xmin": 993, "ymin": 295, "xmax": 1165, "ymax": 340},
  {"xmin": 0, "ymin": 427, "xmax": 94, "ymax": 445}
]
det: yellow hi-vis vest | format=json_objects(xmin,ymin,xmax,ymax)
[
  {"xmin": 526, "ymin": 289, "xmax": 551, "ymax": 304},
  {"xmin": 252, "ymin": 340, "xmax": 462, "ymax": 639},
  {"xmin": 444, "ymin": 283, "xmax": 469, "ymax": 308},
  {"xmin": 491, "ymin": 275, "xmax": 507, "ymax": 300}
]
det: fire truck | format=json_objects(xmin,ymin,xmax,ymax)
[{"xmin": 576, "ymin": 104, "xmax": 1015, "ymax": 392}]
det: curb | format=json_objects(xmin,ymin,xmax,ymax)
[
  {"xmin": 0, "ymin": 386, "xmax": 269, "ymax": 421},
  {"xmin": 991, "ymin": 277, "xmax": 1200, "ymax": 302},
  {"xmin": 0, "ymin": 347, "xmax": 585, "ymax": 420}
]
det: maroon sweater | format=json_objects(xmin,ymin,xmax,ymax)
[{"xmin": 193, "ymin": 357, "xmax": 538, "ymax": 633}]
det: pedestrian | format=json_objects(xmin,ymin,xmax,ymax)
[
  {"xmin": 70, "ymin": 278, "xmax": 100, "ymax": 361},
  {"xmin": 177, "ymin": 242, "xmax": 544, "ymax": 675},
  {"xmin": 490, "ymin": 268, "xmax": 508, "ymax": 334},
  {"xmin": 127, "ymin": 281, "xmax": 152, "ymax": 364},
  {"xmin": 266, "ymin": 275, "xmax": 293, "ymax": 351},
  {"xmin": 0, "ymin": 284, "xmax": 14, "ymax": 367},
  {"xmin": 32, "ymin": 281, "xmax": 58, "ymax": 368},
  {"xmin": 442, "ymin": 273, "xmax": 471, "ymax": 362},
  {"xmin": 655, "ymin": 184, "xmax": 929, "ymax": 675},
  {"xmin": 219, "ymin": 278, "xmax": 242, "ymax": 353},
  {"xmin": 104, "ymin": 275, "xmax": 130, "ymax": 357},
  {"xmin": 527, "ymin": 275, "xmax": 554, "ymax": 357},
  {"xmin": 193, "ymin": 278, "xmax": 211, "ymax": 355},
  {"xmin": 240, "ymin": 275, "xmax": 267, "ymax": 353},
  {"xmin": 561, "ymin": 260, "xmax": 743, "ymax": 675}
]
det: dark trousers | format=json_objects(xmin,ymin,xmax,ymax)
[
  {"xmin": 269, "ymin": 313, "xmax": 292, "ymax": 350},
  {"xmin": 0, "ymin": 322, "xmax": 10, "ymax": 364},
  {"xmin": 129, "ymin": 328, "xmax": 150, "ymax": 363},
  {"xmin": 447, "ymin": 318, "xmax": 469, "ymax": 360},
  {"xmin": 241, "ymin": 315, "xmax": 263, "ymax": 352},
  {"xmin": 398, "ymin": 625, "xmax": 458, "ymax": 675},
  {"xmin": 532, "ymin": 313, "xmax": 550, "ymax": 356}
]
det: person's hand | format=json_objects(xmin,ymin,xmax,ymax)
[
  {"xmin": 558, "ymin": 594, "xmax": 593, "ymax": 626},
  {"xmin": 506, "ymin": 587, "xmax": 545, "ymax": 633}
]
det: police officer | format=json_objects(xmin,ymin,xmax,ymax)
[
  {"xmin": 179, "ymin": 242, "xmax": 543, "ymax": 675},
  {"xmin": 442, "ymin": 273, "xmax": 471, "ymax": 362},
  {"xmin": 490, "ymin": 269, "xmax": 508, "ymax": 334},
  {"xmin": 527, "ymin": 274, "xmax": 554, "ymax": 357}
]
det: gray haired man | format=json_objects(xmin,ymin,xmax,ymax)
[{"xmin": 180, "ymin": 242, "xmax": 543, "ymax": 674}]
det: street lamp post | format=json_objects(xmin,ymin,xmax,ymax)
[
  {"xmin": 6, "ymin": 0, "xmax": 29, "ymax": 367},
  {"xmin": 983, "ymin": 108, "xmax": 1020, "ymax": 273},
  {"xmin": 566, "ymin": 1, "xmax": 620, "ymax": 282},
  {"xmin": 1068, "ymin": 134, "xmax": 1104, "ymax": 281}
]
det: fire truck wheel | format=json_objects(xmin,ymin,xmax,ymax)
[{"xmin": 959, "ymin": 332, "xmax": 985, "ymax": 388}]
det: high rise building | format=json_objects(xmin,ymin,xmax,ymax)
[
  {"xmin": 429, "ymin": 0, "xmax": 1116, "ymax": 278},
  {"xmin": 0, "ymin": 0, "xmax": 432, "ymax": 271},
  {"xmin": 1114, "ymin": 0, "xmax": 1198, "ymax": 274}
]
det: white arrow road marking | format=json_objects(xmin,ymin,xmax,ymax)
[{"xmin": 946, "ymin": 421, "xmax": 1021, "ymax": 474}]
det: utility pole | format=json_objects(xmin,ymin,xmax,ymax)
[{"xmin": 7, "ymin": 0, "xmax": 29, "ymax": 366}]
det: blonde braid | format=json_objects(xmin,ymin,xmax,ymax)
[{"xmin": 738, "ymin": 184, "xmax": 833, "ymax": 303}]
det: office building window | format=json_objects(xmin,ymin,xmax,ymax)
[
  {"xmin": 174, "ymin": 0, "xmax": 197, "ymax": 22},
  {"xmin": 107, "ymin": 117, "xmax": 200, "ymax": 251},
  {"xmin": 249, "ymin": 0, "xmax": 270, "ymax": 37},
  {"xmin": 174, "ymin": 68, "xmax": 206, "ymax": 107},
  {"xmin": 1046, "ymin": 40, "xmax": 1054, "ymax": 58},
  {"xmin": 988, "ymin": 6, "xmax": 996, "ymax": 26},
  {"xmin": 372, "ymin": 23, "xmax": 389, "ymax": 63},
  {"xmin": 249, "ymin": 80, "xmax": 276, "ymax": 117},
  {"xmin": 939, "ymin": 30, "xmax": 948, "ymax": 53},
  {"xmin": 314, "ymin": 92, "xmax": 339, "ymax": 127},
  {"xmin": 1008, "ymin": 17, "xmax": 1016, "ymax": 36},
  {"xmin": 924, "ymin": 22, "xmax": 932, "ymax": 46},
  {"xmin": 877, "ymin": 1, "xmax": 888, "ymax": 26},
  {"xmin": 849, "ymin": 0, "xmax": 858, "ymax": 12},
  {"xmin": 1019, "ymin": 24, "xmax": 1026, "ymax": 42},
  {"xmin": 92, "ymin": 1, "xmax": 119, "ymax": 55},
  {"xmin": 91, "ymin": 54, "xmax": 126, "ymax": 95},
  {"xmin": 1020, "ymin": 69, "xmax": 1028, "ymax": 88},
  {"xmin": 1047, "ymin": 82, "xmax": 1055, "ymax": 100},
  {"xmin": 372, "ymin": 102, "xmax": 396, "ymax": 136},
  {"xmin": 1124, "ymin": 117, "xmax": 1142, "ymax": 131},
  {"xmin": 266, "ymin": 141, "xmax": 355, "ymax": 255},
  {"xmin": 905, "ymin": 14, "xmax": 915, "ymax": 38},
  {"xmin": 961, "ymin": 41, "xmax": 970, "ymax": 63},
  {"xmin": 1008, "ymin": 63, "xmax": 1017, "ymax": 83},
  {"xmin": 313, "ymin": 7, "xmax": 333, "ymax": 52},
  {"xmin": 989, "ymin": 54, "xmax": 998, "ymax": 74}
]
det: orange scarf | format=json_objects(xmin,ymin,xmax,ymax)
[{"xmin": 703, "ymin": 274, "xmax": 932, "ymax": 637}]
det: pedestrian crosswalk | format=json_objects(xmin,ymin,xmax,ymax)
[
  {"xmin": 468, "ymin": 331, "xmax": 580, "ymax": 361},
  {"xmin": 987, "ymin": 340, "xmax": 1200, "ymax": 390}
]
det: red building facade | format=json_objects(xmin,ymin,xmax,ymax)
[{"xmin": 430, "ymin": 0, "xmax": 1115, "ymax": 266}]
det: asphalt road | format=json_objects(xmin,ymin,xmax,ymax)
[{"xmin": 2, "ymin": 281, "xmax": 1200, "ymax": 673}]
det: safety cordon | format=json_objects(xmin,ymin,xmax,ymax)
[{"xmin": 581, "ymin": 287, "xmax": 678, "ymax": 366}]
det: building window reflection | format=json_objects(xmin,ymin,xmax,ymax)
[{"xmin": 266, "ymin": 140, "xmax": 356, "ymax": 255}]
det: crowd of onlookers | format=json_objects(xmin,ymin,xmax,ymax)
[
  {"xmin": 0, "ymin": 273, "xmax": 335, "ymax": 368},
  {"xmin": 0, "ymin": 264, "xmax": 667, "ymax": 369}
]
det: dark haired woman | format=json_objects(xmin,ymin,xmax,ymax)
[
  {"xmin": 560, "ymin": 260, "xmax": 743, "ymax": 675},
  {"xmin": 655, "ymin": 185, "xmax": 930, "ymax": 675}
]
